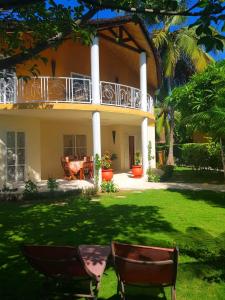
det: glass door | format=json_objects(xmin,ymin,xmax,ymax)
[{"xmin": 6, "ymin": 131, "xmax": 25, "ymax": 181}]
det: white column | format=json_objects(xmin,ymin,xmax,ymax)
[
  {"xmin": 142, "ymin": 117, "xmax": 148, "ymax": 175},
  {"xmin": 140, "ymin": 52, "xmax": 148, "ymax": 174},
  {"xmin": 92, "ymin": 111, "xmax": 102, "ymax": 185},
  {"xmin": 91, "ymin": 36, "xmax": 100, "ymax": 104},
  {"xmin": 148, "ymin": 124, "xmax": 156, "ymax": 168},
  {"xmin": 91, "ymin": 35, "xmax": 101, "ymax": 185},
  {"xmin": 140, "ymin": 52, "xmax": 147, "ymax": 111}
]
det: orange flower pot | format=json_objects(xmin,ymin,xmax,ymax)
[
  {"xmin": 102, "ymin": 169, "xmax": 113, "ymax": 181},
  {"xmin": 132, "ymin": 165, "xmax": 143, "ymax": 178}
]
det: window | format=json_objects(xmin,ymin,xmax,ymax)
[
  {"xmin": 70, "ymin": 72, "xmax": 91, "ymax": 102},
  {"xmin": 63, "ymin": 135, "xmax": 87, "ymax": 158},
  {"xmin": 6, "ymin": 131, "xmax": 25, "ymax": 181}
]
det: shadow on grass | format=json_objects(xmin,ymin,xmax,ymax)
[
  {"xmin": 171, "ymin": 168, "xmax": 225, "ymax": 184},
  {"xmin": 0, "ymin": 197, "xmax": 176, "ymax": 299},
  {"xmin": 0, "ymin": 193, "xmax": 225, "ymax": 299},
  {"xmin": 167, "ymin": 188, "xmax": 225, "ymax": 208}
]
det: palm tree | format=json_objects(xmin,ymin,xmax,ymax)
[{"xmin": 152, "ymin": 17, "xmax": 214, "ymax": 165}]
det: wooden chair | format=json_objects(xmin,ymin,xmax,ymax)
[
  {"xmin": 61, "ymin": 157, "xmax": 84, "ymax": 180},
  {"xmin": 111, "ymin": 242, "xmax": 179, "ymax": 300},
  {"xmin": 21, "ymin": 244, "xmax": 110, "ymax": 299},
  {"xmin": 83, "ymin": 161, "xmax": 94, "ymax": 179}
]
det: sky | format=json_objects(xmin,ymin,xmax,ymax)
[{"xmin": 57, "ymin": 0, "xmax": 225, "ymax": 61}]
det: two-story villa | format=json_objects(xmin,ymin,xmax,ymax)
[{"xmin": 0, "ymin": 16, "xmax": 160, "ymax": 185}]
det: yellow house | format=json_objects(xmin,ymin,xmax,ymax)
[{"xmin": 0, "ymin": 16, "xmax": 160, "ymax": 185}]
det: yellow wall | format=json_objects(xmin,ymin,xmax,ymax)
[
  {"xmin": 40, "ymin": 120, "xmax": 143, "ymax": 179},
  {"xmin": 40, "ymin": 119, "xmax": 93, "ymax": 179},
  {"xmin": 0, "ymin": 116, "xmax": 41, "ymax": 186},
  {"xmin": 0, "ymin": 115, "xmax": 155, "ymax": 182},
  {"xmin": 17, "ymin": 39, "xmax": 141, "ymax": 88}
]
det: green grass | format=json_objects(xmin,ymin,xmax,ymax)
[
  {"xmin": 1, "ymin": 190, "xmax": 225, "ymax": 299},
  {"xmin": 170, "ymin": 166, "xmax": 225, "ymax": 184}
]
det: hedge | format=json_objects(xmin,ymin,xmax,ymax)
[
  {"xmin": 156, "ymin": 143, "xmax": 222, "ymax": 170},
  {"xmin": 181, "ymin": 143, "xmax": 222, "ymax": 170}
]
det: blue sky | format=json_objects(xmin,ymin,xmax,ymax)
[{"xmin": 57, "ymin": 0, "xmax": 225, "ymax": 61}]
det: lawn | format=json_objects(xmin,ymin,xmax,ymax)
[
  {"xmin": 0, "ymin": 189, "xmax": 225, "ymax": 299},
  {"xmin": 170, "ymin": 166, "xmax": 225, "ymax": 184}
]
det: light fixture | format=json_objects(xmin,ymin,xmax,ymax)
[{"xmin": 112, "ymin": 130, "xmax": 116, "ymax": 144}]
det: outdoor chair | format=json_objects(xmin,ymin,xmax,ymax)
[
  {"xmin": 83, "ymin": 160, "xmax": 94, "ymax": 179},
  {"xmin": 61, "ymin": 157, "xmax": 83, "ymax": 180},
  {"xmin": 61, "ymin": 156, "xmax": 75, "ymax": 180},
  {"xmin": 111, "ymin": 242, "xmax": 179, "ymax": 300},
  {"xmin": 21, "ymin": 244, "xmax": 111, "ymax": 299}
]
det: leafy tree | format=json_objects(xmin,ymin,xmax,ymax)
[
  {"xmin": 0, "ymin": 0, "xmax": 224, "ymax": 74},
  {"xmin": 168, "ymin": 60, "xmax": 225, "ymax": 177},
  {"xmin": 0, "ymin": 1, "xmax": 97, "ymax": 73},
  {"xmin": 153, "ymin": 16, "xmax": 213, "ymax": 165}
]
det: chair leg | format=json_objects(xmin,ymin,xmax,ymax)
[
  {"xmin": 117, "ymin": 280, "xmax": 125, "ymax": 300},
  {"xmin": 171, "ymin": 286, "xmax": 176, "ymax": 300}
]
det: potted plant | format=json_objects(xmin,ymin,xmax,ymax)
[
  {"xmin": 132, "ymin": 152, "xmax": 143, "ymax": 177},
  {"xmin": 101, "ymin": 152, "xmax": 114, "ymax": 181}
]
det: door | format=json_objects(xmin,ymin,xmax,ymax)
[
  {"xmin": 6, "ymin": 131, "xmax": 25, "ymax": 181},
  {"xmin": 129, "ymin": 136, "xmax": 135, "ymax": 169}
]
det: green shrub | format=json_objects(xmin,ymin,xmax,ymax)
[
  {"xmin": 47, "ymin": 178, "xmax": 59, "ymax": 192},
  {"xmin": 181, "ymin": 143, "xmax": 222, "ymax": 170},
  {"xmin": 134, "ymin": 152, "xmax": 141, "ymax": 165},
  {"xmin": 101, "ymin": 180, "xmax": 119, "ymax": 193},
  {"xmin": 23, "ymin": 180, "xmax": 38, "ymax": 199},
  {"xmin": 146, "ymin": 168, "xmax": 160, "ymax": 182},
  {"xmin": 82, "ymin": 187, "xmax": 98, "ymax": 199},
  {"xmin": 160, "ymin": 165, "xmax": 174, "ymax": 182}
]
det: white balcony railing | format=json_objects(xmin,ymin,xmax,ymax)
[
  {"xmin": 0, "ymin": 76, "xmax": 154, "ymax": 113},
  {"xmin": 17, "ymin": 77, "xmax": 92, "ymax": 103}
]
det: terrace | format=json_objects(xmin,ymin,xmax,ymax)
[{"xmin": 0, "ymin": 76, "xmax": 154, "ymax": 113}]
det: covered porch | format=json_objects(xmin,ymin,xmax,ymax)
[{"xmin": 0, "ymin": 106, "xmax": 155, "ymax": 185}]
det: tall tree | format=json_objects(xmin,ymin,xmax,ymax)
[
  {"xmin": 153, "ymin": 17, "xmax": 214, "ymax": 165},
  {"xmin": 168, "ymin": 60, "xmax": 225, "ymax": 177}
]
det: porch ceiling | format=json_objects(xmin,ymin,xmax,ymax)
[{"xmin": 0, "ymin": 105, "xmax": 154, "ymax": 126}]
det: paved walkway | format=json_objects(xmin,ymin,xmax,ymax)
[
  {"xmin": 113, "ymin": 173, "xmax": 225, "ymax": 192},
  {"xmin": 14, "ymin": 172, "xmax": 225, "ymax": 192}
]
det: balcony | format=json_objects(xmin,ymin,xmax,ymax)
[{"xmin": 0, "ymin": 76, "xmax": 154, "ymax": 113}]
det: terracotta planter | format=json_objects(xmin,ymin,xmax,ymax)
[
  {"xmin": 102, "ymin": 169, "xmax": 113, "ymax": 181},
  {"xmin": 132, "ymin": 165, "xmax": 143, "ymax": 178}
]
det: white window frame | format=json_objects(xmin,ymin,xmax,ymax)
[
  {"xmin": 70, "ymin": 72, "xmax": 91, "ymax": 80},
  {"xmin": 63, "ymin": 134, "xmax": 87, "ymax": 158},
  {"xmin": 6, "ymin": 131, "xmax": 26, "ymax": 182}
]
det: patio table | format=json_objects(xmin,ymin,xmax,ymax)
[
  {"xmin": 69, "ymin": 160, "xmax": 84, "ymax": 174},
  {"xmin": 78, "ymin": 245, "xmax": 111, "ymax": 280}
]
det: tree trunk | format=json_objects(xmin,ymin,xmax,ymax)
[
  {"xmin": 219, "ymin": 138, "xmax": 225, "ymax": 180},
  {"xmin": 166, "ymin": 107, "xmax": 175, "ymax": 166},
  {"xmin": 166, "ymin": 77, "xmax": 175, "ymax": 166}
]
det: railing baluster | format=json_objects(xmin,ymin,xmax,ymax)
[
  {"xmin": 46, "ymin": 77, "xmax": 49, "ymax": 101},
  {"xmin": 65, "ymin": 78, "xmax": 68, "ymax": 102}
]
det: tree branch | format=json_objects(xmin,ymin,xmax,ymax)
[
  {"xmin": 82, "ymin": 0, "xmax": 225, "ymax": 17},
  {"xmin": 0, "ymin": 8, "xmax": 98, "ymax": 70},
  {"xmin": 0, "ymin": 0, "xmax": 44, "ymax": 10}
]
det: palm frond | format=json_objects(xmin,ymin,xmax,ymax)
[
  {"xmin": 152, "ymin": 29, "xmax": 168, "ymax": 49},
  {"xmin": 163, "ymin": 40, "xmax": 181, "ymax": 78},
  {"xmin": 176, "ymin": 28, "xmax": 214, "ymax": 72}
]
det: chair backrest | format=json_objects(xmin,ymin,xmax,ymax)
[
  {"xmin": 21, "ymin": 245, "xmax": 93, "ymax": 280},
  {"xmin": 111, "ymin": 242, "xmax": 178, "ymax": 287},
  {"xmin": 61, "ymin": 157, "xmax": 72, "ymax": 177}
]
